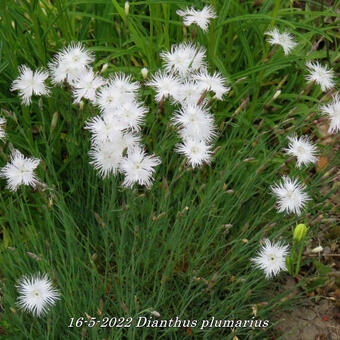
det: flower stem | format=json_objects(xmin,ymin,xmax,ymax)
[{"xmin": 295, "ymin": 240, "xmax": 305, "ymax": 277}]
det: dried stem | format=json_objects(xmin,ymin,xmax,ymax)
[
  {"xmin": 157, "ymin": 97, "xmax": 165, "ymax": 114},
  {"xmin": 303, "ymin": 253, "xmax": 340, "ymax": 257},
  {"xmin": 232, "ymin": 97, "xmax": 249, "ymax": 117},
  {"xmin": 191, "ymin": 25, "xmax": 197, "ymax": 41},
  {"xmin": 299, "ymin": 80, "xmax": 315, "ymax": 96},
  {"xmin": 264, "ymin": 45, "xmax": 278, "ymax": 63},
  {"xmin": 197, "ymin": 90, "xmax": 207, "ymax": 106}
]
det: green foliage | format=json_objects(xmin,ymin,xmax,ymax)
[{"xmin": 0, "ymin": 0, "xmax": 339, "ymax": 339}]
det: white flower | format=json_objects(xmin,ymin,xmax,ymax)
[
  {"xmin": 11, "ymin": 65, "xmax": 50, "ymax": 105},
  {"xmin": 89, "ymin": 139, "xmax": 124, "ymax": 177},
  {"xmin": 284, "ymin": 135, "xmax": 318, "ymax": 168},
  {"xmin": 0, "ymin": 150, "xmax": 40, "ymax": 191},
  {"xmin": 160, "ymin": 43, "xmax": 206, "ymax": 76},
  {"xmin": 96, "ymin": 74, "xmax": 139, "ymax": 112},
  {"xmin": 172, "ymin": 81, "xmax": 204, "ymax": 105},
  {"xmin": 177, "ymin": 5, "xmax": 216, "ymax": 31},
  {"xmin": 110, "ymin": 73, "xmax": 140, "ymax": 94},
  {"xmin": 72, "ymin": 67, "xmax": 105, "ymax": 103},
  {"xmin": 320, "ymin": 94, "xmax": 340, "ymax": 133},
  {"xmin": 121, "ymin": 132, "xmax": 141, "ymax": 150},
  {"xmin": 120, "ymin": 146, "xmax": 161, "ymax": 188},
  {"xmin": 0, "ymin": 117, "xmax": 6, "ymax": 140},
  {"xmin": 16, "ymin": 273, "xmax": 60, "ymax": 317},
  {"xmin": 109, "ymin": 102, "xmax": 147, "ymax": 131},
  {"xmin": 85, "ymin": 115, "xmax": 125, "ymax": 145},
  {"xmin": 194, "ymin": 71, "xmax": 230, "ymax": 100},
  {"xmin": 271, "ymin": 176, "xmax": 310, "ymax": 216},
  {"xmin": 252, "ymin": 239, "xmax": 289, "ymax": 279},
  {"xmin": 147, "ymin": 72, "xmax": 181, "ymax": 102},
  {"xmin": 49, "ymin": 42, "xmax": 94, "ymax": 85},
  {"xmin": 306, "ymin": 61, "xmax": 335, "ymax": 92},
  {"xmin": 172, "ymin": 104, "xmax": 216, "ymax": 142},
  {"xmin": 176, "ymin": 138, "xmax": 212, "ymax": 168},
  {"xmin": 265, "ymin": 28, "xmax": 297, "ymax": 55}
]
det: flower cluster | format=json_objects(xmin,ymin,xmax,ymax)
[
  {"xmin": 253, "ymin": 27, "xmax": 338, "ymax": 280},
  {"xmin": 7, "ymin": 19, "xmax": 337, "ymax": 193},
  {"xmin": 265, "ymin": 29, "xmax": 335, "ymax": 93},
  {"xmin": 83, "ymin": 71, "xmax": 161, "ymax": 188},
  {"xmin": 5, "ymin": 6, "xmax": 223, "ymax": 318},
  {"xmin": 3, "ymin": 5, "xmax": 339, "ymax": 310},
  {"xmin": 48, "ymin": 42, "xmax": 94, "ymax": 85},
  {"xmin": 148, "ymin": 42, "xmax": 229, "ymax": 167},
  {"xmin": 268, "ymin": 134, "xmax": 318, "ymax": 219},
  {"xmin": 263, "ymin": 28, "xmax": 337, "ymax": 219},
  {"xmin": 8, "ymin": 43, "xmax": 162, "ymax": 189}
]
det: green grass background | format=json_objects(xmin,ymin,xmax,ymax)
[{"xmin": 0, "ymin": 0, "xmax": 339, "ymax": 338}]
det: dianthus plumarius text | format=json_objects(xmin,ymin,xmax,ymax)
[{"xmin": 68, "ymin": 316, "xmax": 270, "ymax": 329}]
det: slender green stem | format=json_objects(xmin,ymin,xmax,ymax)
[{"xmin": 247, "ymin": 0, "xmax": 281, "ymax": 121}]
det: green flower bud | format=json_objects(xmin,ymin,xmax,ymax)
[
  {"xmin": 293, "ymin": 224, "xmax": 307, "ymax": 241},
  {"xmin": 50, "ymin": 112, "xmax": 58, "ymax": 132},
  {"xmin": 125, "ymin": 2, "xmax": 129, "ymax": 16}
]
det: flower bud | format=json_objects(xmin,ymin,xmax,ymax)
[
  {"xmin": 141, "ymin": 67, "xmax": 148, "ymax": 80},
  {"xmin": 293, "ymin": 224, "xmax": 307, "ymax": 241},
  {"xmin": 311, "ymin": 246, "xmax": 323, "ymax": 253},
  {"xmin": 273, "ymin": 90, "xmax": 281, "ymax": 100},
  {"xmin": 150, "ymin": 310, "xmax": 160, "ymax": 318},
  {"xmin": 79, "ymin": 100, "xmax": 84, "ymax": 111},
  {"xmin": 125, "ymin": 2, "xmax": 129, "ymax": 16},
  {"xmin": 50, "ymin": 112, "xmax": 58, "ymax": 132},
  {"xmin": 101, "ymin": 63, "xmax": 108, "ymax": 73}
]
